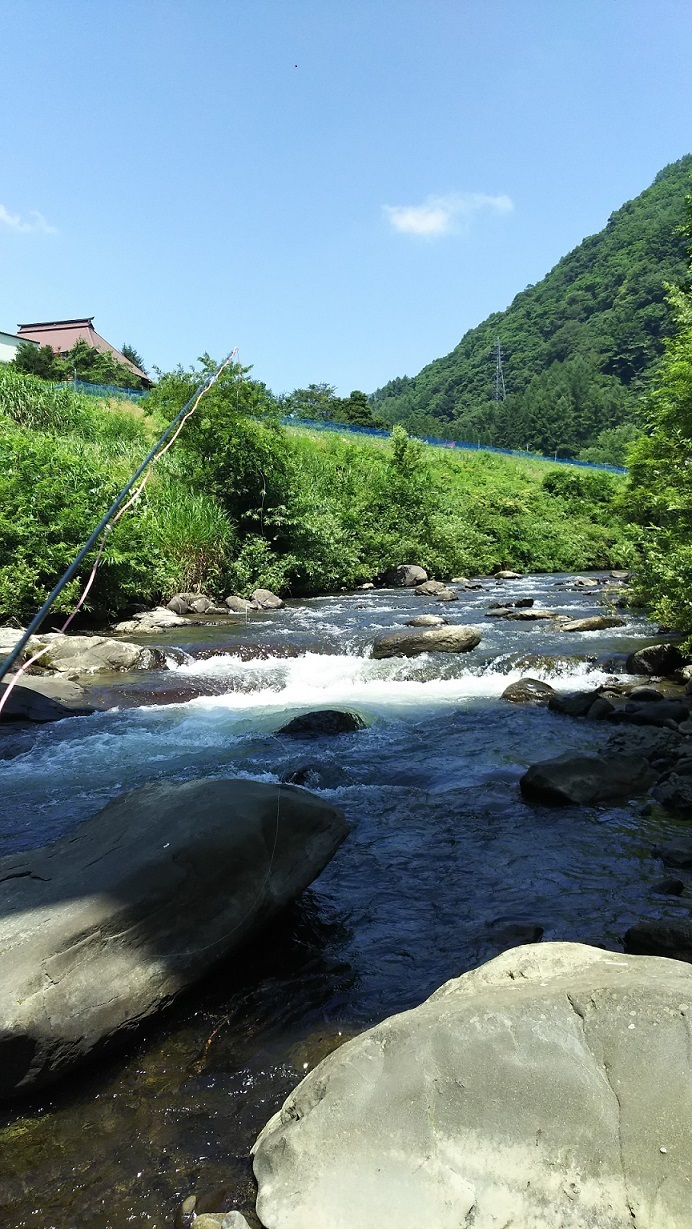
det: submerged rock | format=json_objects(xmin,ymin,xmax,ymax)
[
  {"xmin": 561, "ymin": 615, "xmax": 626, "ymax": 632},
  {"xmin": 252, "ymin": 942, "xmax": 692, "ymax": 1229},
  {"xmin": 501, "ymin": 678, "xmax": 556, "ymax": 705},
  {"xmin": 652, "ymin": 877, "xmax": 685, "ymax": 895},
  {"xmin": 278, "ymin": 710, "xmax": 366, "ymax": 737},
  {"xmin": 0, "ymin": 778, "xmax": 348, "ymax": 1098},
  {"xmin": 372, "ymin": 625, "xmax": 481, "ymax": 659},
  {"xmin": 405, "ymin": 614, "xmax": 446, "ymax": 627},
  {"xmin": 653, "ymin": 838, "xmax": 692, "ymax": 869},
  {"xmin": 383, "ymin": 565, "xmax": 427, "ymax": 588},
  {"xmin": 519, "ymin": 751, "xmax": 656, "ymax": 805}
]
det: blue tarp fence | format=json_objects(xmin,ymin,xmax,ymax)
[
  {"xmin": 68, "ymin": 379, "xmax": 147, "ymax": 401},
  {"xmin": 282, "ymin": 416, "xmax": 627, "ymax": 475}
]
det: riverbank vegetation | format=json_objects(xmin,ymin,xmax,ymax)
[
  {"xmin": 625, "ymin": 200, "xmax": 692, "ymax": 644},
  {"xmin": 0, "ymin": 361, "xmax": 629, "ymax": 624}
]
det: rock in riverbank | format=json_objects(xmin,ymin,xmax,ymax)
[
  {"xmin": 30, "ymin": 632, "xmax": 164, "ymax": 673},
  {"xmin": 252, "ymin": 942, "xmax": 692, "ymax": 1229},
  {"xmin": 0, "ymin": 778, "xmax": 348, "ymax": 1098},
  {"xmin": 372, "ymin": 625, "xmax": 481, "ymax": 659},
  {"xmin": 626, "ymin": 643, "xmax": 687, "ymax": 676}
]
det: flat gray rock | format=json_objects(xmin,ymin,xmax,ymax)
[
  {"xmin": 372, "ymin": 625, "xmax": 481, "ymax": 659},
  {"xmin": 252, "ymin": 942, "xmax": 692, "ymax": 1229},
  {"xmin": 0, "ymin": 778, "xmax": 348, "ymax": 1098}
]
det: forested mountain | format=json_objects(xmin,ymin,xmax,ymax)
[{"xmin": 371, "ymin": 156, "xmax": 692, "ymax": 462}]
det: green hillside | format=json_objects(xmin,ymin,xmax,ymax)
[
  {"xmin": 0, "ymin": 364, "xmax": 628, "ymax": 623},
  {"xmin": 372, "ymin": 156, "xmax": 692, "ymax": 462}
]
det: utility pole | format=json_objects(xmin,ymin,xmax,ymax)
[{"xmin": 493, "ymin": 337, "xmax": 506, "ymax": 402}]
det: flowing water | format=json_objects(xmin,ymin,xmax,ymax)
[{"xmin": 1, "ymin": 574, "xmax": 690, "ymax": 1228}]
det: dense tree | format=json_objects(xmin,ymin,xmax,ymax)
[
  {"xmin": 625, "ymin": 200, "xmax": 692, "ymax": 641},
  {"xmin": 121, "ymin": 343, "xmax": 147, "ymax": 374}
]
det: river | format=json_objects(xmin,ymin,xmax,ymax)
[{"xmin": 1, "ymin": 574, "xmax": 689, "ymax": 1228}]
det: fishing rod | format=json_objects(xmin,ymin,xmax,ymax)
[{"xmin": 0, "ymin": 350, "xmax": 237, "ymax": 690}]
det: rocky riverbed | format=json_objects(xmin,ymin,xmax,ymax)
[{"xmin": 2, "ymin": 571, "xmax": 692, "ymax": 1227}]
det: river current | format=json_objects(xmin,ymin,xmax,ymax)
[{"xmin": 1, "ymin": 574, "xmax": 690, "ymax": 1228}]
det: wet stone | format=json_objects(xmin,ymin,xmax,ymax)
[
  {"xmin": 652, "ymin": 878, "xmax": 686, "ymax": 896},
  {"xmin": 277, "ymin": 710, "xmax": 366, "ymax": 737}
]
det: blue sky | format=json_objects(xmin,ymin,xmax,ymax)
[{"xmin": 1, "ymin": 0, "xmax": 691, "ymax": 395}]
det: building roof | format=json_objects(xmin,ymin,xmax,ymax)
[
  {"xmin": 16, "ymin": 318, "xmax": 150, "ymax": 385},
  {"xmin": 0, "ymin": 329, "xmax": 38, "ymax": 346}
]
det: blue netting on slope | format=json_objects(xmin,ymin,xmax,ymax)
[
  {"xmin": 282, "ymin": 417, "xmax": 627, "ymax": 474},
  {"xmin": 69, "ymin": 379, "xmax": 147, "ymax": 401}
]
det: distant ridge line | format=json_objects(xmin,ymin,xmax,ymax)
[{"xmin": 282, "ymin": 417, "xmax": 626, "ymax": 474}]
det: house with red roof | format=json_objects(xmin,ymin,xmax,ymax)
[{"xmin": 15, "ymin": 317, "xmax": 151, "ymax": 387}]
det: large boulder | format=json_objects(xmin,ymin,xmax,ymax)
[
  {"xmin": 561, "ymin": 616, "xmax": 626, "ymax": 632},
  {"xmin": 251, "ymin": 589, "xmax": 285, "ymax": 610},
  {"xmin": 0, "ymin": 778, "xmax": 348, "ymax": 1098},
  {"xmin": 252, "ymin": 942, "xmax": 692, "ymax": 1229},
  {"xmin": 372, "ymin": 625, "xmax": 481, "ymax": 659},
  {"xmin": 383, "ymin": 565, "xmax": 428, "ymax": 588},
  {"xmin": 519, "ymin": 752, "xmax": 656, "ymax": 806},
  {"xmin": 494, "ymin": 569, "xmax": 523, "ymax": 579},
  {"xmin": 29, "ymin": 632, "xmax": 162, "ymax": 673},
  {"xmin": 501, "ymin": 678, "xmax": 556, "ymax": 705},
  {"xmin": 626, "ymin": 643, "xmax": 687, "ymax": 676}
]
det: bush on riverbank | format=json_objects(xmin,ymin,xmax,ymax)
[{"xmin": 0, "ymin": 363, "xmax": 629, "ymax": 623}]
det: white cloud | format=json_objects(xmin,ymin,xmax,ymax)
[
  {"xmin": 383, "ymin": 192, "xmax": 513, "ymax": 239},
  {"xmin": 0, "ymin": 204, "xmax": 56, "ymax": 234}
]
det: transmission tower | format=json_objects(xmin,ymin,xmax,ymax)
[{"xmin": 493, "ymin": 337, "xmax": 506, "ymax": 402}]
